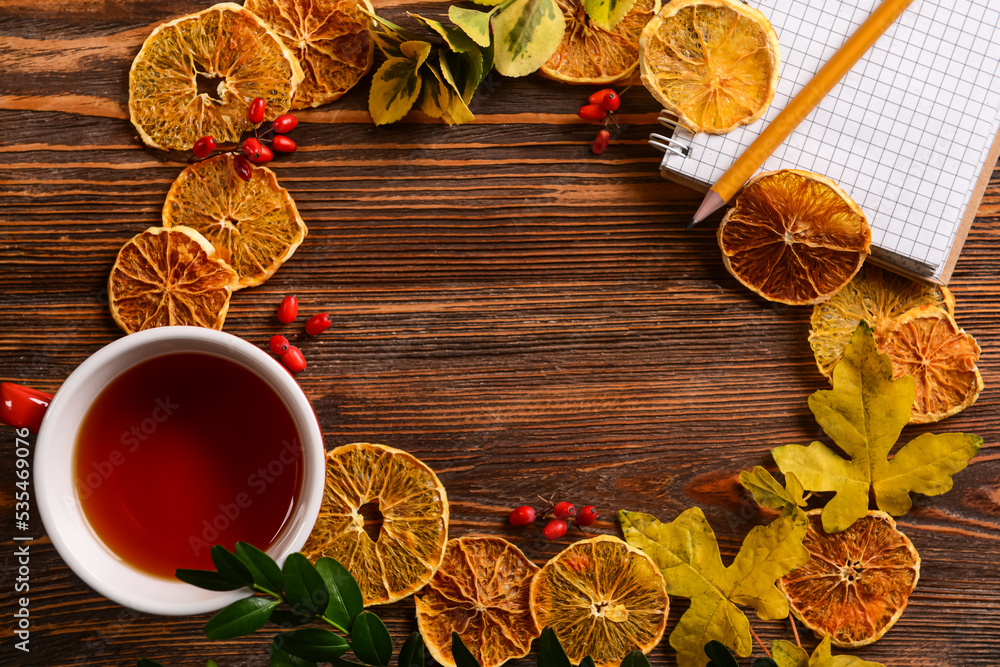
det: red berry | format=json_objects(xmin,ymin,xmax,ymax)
[
  {"xmin": 277, "ymin": 295, "xmax": 299, "ymax": 323},
  {"xmin": 542, "ymin": 519, "xmax": 567, "ymax": 541},
  {"xmin": 192, "ymin": 135, "xmax": 216, "ymax": 158},
  {"xmin": 552, "ymin": 501, "xmax": 576, "ymax": 519},
  {"xmin": 599, "ymin": 91, "xmax": 620, "ymax": 111},
  {"xmin": 578, "ymin": 103, "xmax": 608, "ymax": 121},
  {"xmin": 272, "ymin": 114, "xmax": 299, "ymax": 134},
  {"xmin": 282, "ymin": 346, "xmax": 306, "ymax": 374},
  {"xmin": 248, "ymin": 97, "xmax": 266, "ymax": 124},
  {"xmin": 588, "ymin": 88, "xmax": 615, "ymax": 105},
  {"xmin": 305, "ymin": 312, "xmax": 331, "ymax": 336},
  {"xmin": 508, "ymin": 506, "xmax": 536, "ymax": 526},
  {"xmin": 592, "ymin": 129, "xmax": 611, "ymax": 155},
  {"xmin": 243, "ymin": 137, "xmax": 264, "ymax": 160},
  {"xmin": 575, "ymin": 506, "xmax": 597, "ymax": 527},
  {"xmin": 233, "ymin": 154, "xmax": 253, "ymax": 181},
  {"xmin": 269, "ymin": 334, "xmax": 290, "ymax": 357},
  {"xmin": 249, "ymin": 144, "xmax": 274, "ymax": 164},
  {"xmin": 272, "ymin": 135, "xmax": 297, "ymax": 153}
]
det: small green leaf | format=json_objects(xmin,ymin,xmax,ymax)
[
  {"xmin": 410, "ymin": 13, "xmax": 478, "ymax": 53},
  {"xmin": 175, "ymin": 567, "xmax": 247, "ymax": 592},
  {"xmin": 204, "ymin": 597, "xmax": 279, "ymax": 640},
  {"xmin": 398, "ymin": 632, "xmax": 426, "ymax": 667},
  {"xmin": 351, "ymin": 611, "xmax": 393, "ymax": 667},
  {"xmin": 279, "ymin": 629, "xmax": 351, "ymax": 662},
  {"xmin": 752, "ymin": 660, "xmax": 778, "ymax": 667},
  {"xmin": 582, "ymin": 0, "xmax": 637, "ymax": 30},
  {"xmin": 369, "ymin": 56, "xmax": 424, "ymax": 126},
  {"xmin": 491, "ymin": 0, "xmax": 566, "ymax": 77},
  {"xmin": 138, "ymin": 660, "xmax": 167, "ymax": 667},
  {"xmin": 206, "ymin": 662, "xmax": 219, "ymax": 667},
  {"xmin": 316, "ymin": 557, "xmax": 364, "ymax": 626},
  {"xmin": 619, "ymin": 652, "xmax": 651, "ymax": 667},
  {"xmin": 449, "ymin": 6, "xmax": 494, "ymax": 48},
  {"xmin": 270, "ymin": 642, "xmax": 319, "ymax": 667},
  {"xmin": 536, "ymin": 627, "xmax": 571, "ymax": 667},
  {"xmin": 436, "ymin": 53, "xmax": 476, "ymax": 125},
  {"xmin": 579, "ymin": 659, "xmax": 596, "ymax": 667},
  {"xmin": 418, "ymin": 66, "xmax": 449, "ymax": 119},
  {"xmin": 282, "ymin": 553, "xmax": 329, "ymax": 618},
  {"xmin": 235, "ymin": 542, "xmax": 283, "ymax": 595},
  {"xmin": 444, "ymin": 48, "xmax": 484, "ymax": 104},
  {"xmin": 451, "ymin": 632, "xmax": 482, "ymax": 667},
  {"xmin": 269, "ymin": 608, "xmax": 313, "ymax": 628},
  {"xmin": 704, "ymin": 640, "xmax": 739, "ymax": 667}
]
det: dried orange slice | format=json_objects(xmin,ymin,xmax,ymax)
[
  {"xmin": 540, "ymin": 0, "xmax": 661, "ymax": 84},
  {"xmin": 718, "ymin": 169, "xmax": 871, "ymax": 305},
  {"xmin": 781, "ymin": 510, "xmax": 920, "ymax": 648},
  {"xmin": 639, "ymin": 0, "xmax": 780, "ymax": 133},
  {"xmin": 809, "ymin": 265, "xmax": 955, "ymax": 378},
  {"xmin": 129, "ymin": 3, "xmax": 303, "ymax": 150},
  {"xmin": 162, "ymin": 154, "xmax": 307, "ymax": 290},
  {"xmin": 880, "ymin": 306, "xmax": 983, "ymax": 423},
  {"xmin": 244, "ymin": 0, "xmax": 374, "ymax": 109},
  {"xmin": 301, "ymin": 443, "xmax": 449, "ymax": 606},
  {"xmin": 530, "ymin": 535, "xmax": 668, "ymax": 667},
  {"xmin": 108, "ymin": 226, "xmax": 238, "ymax": 334},
  {"xmin": 416, "ymin": 536, "xmax": 540, "ymax": 667}
]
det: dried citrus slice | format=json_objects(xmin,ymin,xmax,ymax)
[
  {"xmin": 781, "ymin": 510, "xmax": 920, "ymax": 648},
  {"xmin": 162, "ymin": 154, "xmax": 307, "ymax": 290},
  {"xmin": 809, "ymin": 265, "xmax": 955, "ymax": 377},
  {"xmin": 129, "ymin": 3, "xmax": 303, "ymax": 150},
  {"xmin": 639, "ymin": 0, "xmax": 780, "ymax": 133},
  {"xmin": 108, "ymin": 226, "xmax": 237, "ymax": 334},
  {"xmin": 301, "ymin": 443, "xmax": 449, "ymax": 606},
  {"xmin": 416, "ymin": 536, "xmax": 540, "ymax": 667},
  {"xmin": 880, "ymin": 306, "xmax": 983, "ymax": 423},
  {"xmin": 244, "ymin": 0, "xmax": 374, "ymax": 109},
  {"xmin": 718, "ymin": 169, "xmax": 871, "ymax": 305},
  {"xmin": 530, "ymin": 535, "xmax": 668, "ymax": 667},
  {"xmin": 540, "ymin": 0, "xmax": 661, "ymax": 84}
]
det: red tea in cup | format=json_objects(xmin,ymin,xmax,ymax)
[{"xmin": 75, "ymin": 352, "xmax": 303, "ymax": 579}]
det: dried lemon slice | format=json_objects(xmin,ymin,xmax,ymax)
[
  {"xmin": 244, "ymin": 0, "xmax": 374, "ymax": 109},
  {"xmin": 301, "ymin": 443, "xmax": 449, "ymax": 606},
  {"xmin": 639, "ymin": 0, "xmax": 780, "ymax": 133},
  {"xmin": 781, "ymin": 510, "xmax": 920, "ymax": 648},
  {"xmin": 540, "ymin": 0, "xmax": 661, "ymax": 84},
  {"xmin": 162, "ymin": 154, "xmax": 307, "ymax": 290},
  {"xmin": 108, "ymin": 226, "xmax": 237, "ymax": 333},
  {"xmin": 530, "ymin": 535, "xmax": 668, "ymax": 667},
  {"xmin": 718, "ymin": 169, "xmax": 871, "ymax": 305},
  {"xmin": 128, "ymin": 3, "xmax": 303, "ymax": 150},
  {"xmin": 416, "ymin": 536, "xmax": 540, "ymax": 667}
]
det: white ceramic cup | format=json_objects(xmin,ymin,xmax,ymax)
[{"xmin": 33, "ymin": 326, "xmax": 325, "ymax": 615}]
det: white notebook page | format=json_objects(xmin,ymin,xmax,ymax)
[{"xmin": 659, "ymin": 0, "xmax": 1000, "ymax": 279}]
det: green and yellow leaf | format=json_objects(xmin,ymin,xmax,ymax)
[
  {"xmin": 491, "ymin": 0, "xmax": 566, "ymax": 77},
  {"xmin": 739, "ymin": 467, "xmax": 806, "ymax": 515},
  {"xmin": 772, "ymin": 323, "xmax": 982, "ymax": 533},
  {"xmin": 368, "ymin": 48, "xmax": 427, "ymax": 126},
  {"xmin": 449, "ymin": 5, "xmax": 495, "ymax": 48},
  {"xmin": 583, "ymin": 0, "xmax": 638, "ymax": 30},
  {"xmin": 409, "ymin": 13, "xmax": 479, "ymax": 53}
]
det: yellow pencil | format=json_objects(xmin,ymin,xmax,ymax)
[{"xmin": 690, "ymin": 0, "xmax": 917, "ymax": 228}]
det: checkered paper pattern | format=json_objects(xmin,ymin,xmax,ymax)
[{"xmin": 660, "ymin": 0, "xmax": 1000, "ymax": 279}]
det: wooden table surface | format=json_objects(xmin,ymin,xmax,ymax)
[{"xmin": 2, "ymin": 1, "xmax": 999, "ymax": 665}]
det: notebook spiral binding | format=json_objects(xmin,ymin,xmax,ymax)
[{"xmin": 648, "ymin": 113, "xmax": 690, "ymax": 158}]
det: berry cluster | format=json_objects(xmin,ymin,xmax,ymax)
[
  {"xmin": 509, "ymin": 501, "xmax": 597, "ymax": 540},
  {"xmin": 267, "ymin": 295, "xmax": 332, "ymax": 374},
  {"xmin": 191, "ymin": 98, "xmax": 300, "ymax": 180},
  {"xmin": 578, "ymin": 88, "xmax": 621, "ymax": 155}
]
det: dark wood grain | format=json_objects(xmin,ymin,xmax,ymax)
[{"xmin": 2, "ymin": 1, "xmax": 999, "ymax": 665}]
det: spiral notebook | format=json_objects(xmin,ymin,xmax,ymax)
[{"xmin": 652, "ymin": 0, "xmax": 1000, "ymax": 284}]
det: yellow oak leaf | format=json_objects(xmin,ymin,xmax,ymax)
[
  {"xmin": 771, "ymin": 638, "xmax": 885, "ymax": 667},
  {"xmin": 772, "ymin": 323, "xmax": 981, "ymax": 533},
  {"xmin": 620, "ymin": 507, "xmax": 808, "ymax": 667}
]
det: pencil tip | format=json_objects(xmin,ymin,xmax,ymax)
[
  {"xmin": 686, "ymin": 217, "xmax": 699, "ymax": 231},
  {"xmin": 689, "ymin": 190, "xmax": 726, "ymax": 230}
]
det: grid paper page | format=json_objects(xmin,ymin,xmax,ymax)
[{"xmin": 660, "ymin": 0, "xmax": 1000, "ymax": 279}]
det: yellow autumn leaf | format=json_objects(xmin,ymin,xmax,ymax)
[
  {"xmin": 771, "ymin": 638, "xmax": 885, "ymax": 667},
  {"xmin": 619, "ymin": 507, "xmax": 809, "ymax": 667},
  {"xmin": 772, "ymin": 323, "xmax": 982, "ymax": 534},
  {"xmin": 738, "ymin": 467, "xmax": 806, "ymax": 514}
]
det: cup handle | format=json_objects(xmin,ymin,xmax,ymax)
[{"xmin": 1, "ymin": 382, "xmax": 54, "ymax": 433}]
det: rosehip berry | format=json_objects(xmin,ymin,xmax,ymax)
[
  {"xmin": 552, "ymin": 501, "xmax": 576, "ymax": 519},
  {"xmin": 578, "ymin": 103, "xmax": 608, "ymax": 121},
  {"xmin": 305, "ymin": 312, "xmax": 332, "ymax": 336},
  {"xmin": 233, "ymin": 154, "xmax": 253, "ymax": 181},
  {"xmin": 282, "ymin": 346, "xmax": 306, "ymax": 374},
  {"xmin": 588, "ymin": 88, "xmax": 614, "ymax": 105},
  {"xmin": 277, "ymin": 295, "xmax": 299, "ymax": 323},
  {"xmin": 272, "ymin": 114, "xmax": 299, "ymax": 134},
  {"xmin": 269, "ymin": 334, "xmax": 290, "ymax": 356},
  {"xmin": 192, "ymin": 135, "xmax": 216, "ymax": 158},
  {"xmin": 575, "ymin": 506, "xmax": 597, "ymax": 527},
  {"xmin": 543, "ymin": 519, "xmax": 567, "ymax": 540},
  {"xmin": 248, "ymin": 97, "xmax": 266, "ymax": 124},
  {"xmin": 508, "ymin": 505, "xmax": 536, "ymax": 526},
  {"xmin": 592, "ymin": 129, "xmax": 611, "ymax": 155},
  {"xmin": 272, "ymin": 135, "xmax": 297, "ymax": 153},
  {"xmin": 598, "ymin": 91, "xmax": 620, "ymax": 111},
  {"xmin": 243, "ymin": 137, "xmax": 264, "ymax": 161},
  {"xmin": 249, "ymin": 144, "xmax": 274, "ymax": 164}
]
